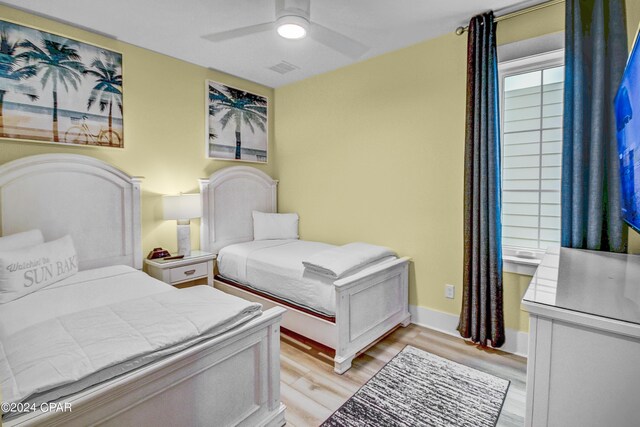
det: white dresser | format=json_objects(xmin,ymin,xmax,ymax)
[{"xmin": 522, "ymin": 247, "xmax": 640, "ymax": 427}]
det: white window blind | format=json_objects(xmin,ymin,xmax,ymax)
[{"xmin": 501, "ymin": 63, "xmax": 564, "ymax": 251}]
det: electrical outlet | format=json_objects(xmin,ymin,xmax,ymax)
[{"xmin": 445, "ymin": 284, "xmax": 455, "ymax": 299}]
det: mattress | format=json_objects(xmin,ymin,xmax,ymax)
[
  {"xmin": 0, "ymin": 265, "xmax": 261, "ymax": 412},
  {"xmin": 217, "ymin": 240, "xmax": 396, "ymax": 317}
]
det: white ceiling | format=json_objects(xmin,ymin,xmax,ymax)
[{"xmin": 1, "ymin": 0, "xmax": 547, "ymax": 88}]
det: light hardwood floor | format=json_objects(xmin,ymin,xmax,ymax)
[{"xmin": 280, "ymin": 324, "xmax": 527, "ymax": 427}]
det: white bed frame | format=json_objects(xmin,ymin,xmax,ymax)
[
  {"xmin": 200, "ymin": 166, "xmax": 411, "ymax": 374},
  {"xmin": 0, "ymin": 154, "xmax": 285, "ymax": 427}
]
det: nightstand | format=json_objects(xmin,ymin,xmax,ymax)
[{"xmin": 144, "ymin": 250, "xmax": 216, "ymax": 287}]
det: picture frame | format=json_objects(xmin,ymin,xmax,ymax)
[
  {"xmin": 206, "ymin": 80, "xmax": 268, "ymax": 163},
  {"xmin": 0, "ymin": 18, "xmax": 124, "ymax": 148}
]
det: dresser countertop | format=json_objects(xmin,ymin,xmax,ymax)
[{"xmin": 522, "ymin": 247, "xmax": 640, "ymax": 325}]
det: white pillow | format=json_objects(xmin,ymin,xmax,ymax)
[
  {"xmin": 0, "ymin": 229, "xmax": 44, "ymax": 252},
  {"xmin": 0, "ymin": 235, "xmax": 78, "ymax": 304},
  {"xmin": 253, "ymin": 211, "xmax": 299, "ymax": 240}
]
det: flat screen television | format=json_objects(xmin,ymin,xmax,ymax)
[{"xmin": 615, "ymin": 28, "xmax": 640, "ymax": 234}]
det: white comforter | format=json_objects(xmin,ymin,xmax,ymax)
[
  {"xmin": 0, "ymin": 266, "xmax": 261, "ymax": 408},
  {"xmin": 302, "ymin": 242, "xmax": 396, "ymax": 279},
  {"xmin": 217, "ymin": 240, "xmax": 396, "ymax": 316},
  {"xmin": 218, "ymin": 240, "xmax": 337, "ymax": 315}
]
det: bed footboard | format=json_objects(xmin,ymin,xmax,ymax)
[
  {"xmin": 5, "ymin": 308, "xmax": 286, "ymax": 427},
  {"xmin": 333, "ymin": 257, "xmax": 411, "ymax": 374}
]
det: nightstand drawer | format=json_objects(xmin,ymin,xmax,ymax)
[
  {"xmin": 170, "ymin": 262, "xmax": 208, "ymax": 283},
  {"xmin": 145, "ymin": 251, "xmax": 215, "ymax": 287}
]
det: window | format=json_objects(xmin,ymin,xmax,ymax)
[{"xmin": 499, "ymin": 50, "xmax": 564, "ymax": 272}]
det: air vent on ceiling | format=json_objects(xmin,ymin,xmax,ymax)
[{"xmin": 267, "ymin": 60, "xmax": 300, "ymax": 74}]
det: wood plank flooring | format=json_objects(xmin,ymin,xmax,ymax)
[{"xmin": 280, "ymin": 324, "xmax": 527, "ymax": 427}]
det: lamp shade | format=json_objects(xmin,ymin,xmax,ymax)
[{"xmin": 162, "ymin": 194, "xmax": 201, "ymax": 220}]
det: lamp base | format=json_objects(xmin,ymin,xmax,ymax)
[{"xmin": 177, "ymin": 221, "xmax": 191, "ymax": 257}]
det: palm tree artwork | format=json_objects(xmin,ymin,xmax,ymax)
[
  {"xmin": 0, "ymin": 22, "xmax": 38, "ymax": 137},
  {"xmin": 17, "ymin": 36, "xmax": 85, "ymax": 142},
  {"xmin": 208, "ymin": 82, "xmax": 267, "ymax": 161},
  {"xmin": 0, "ymin": 19, "xmax": 124, "ymax": 147},
  {"xmin": 84, "ymin": 52, "xmax": 122, "ymax": 146}
]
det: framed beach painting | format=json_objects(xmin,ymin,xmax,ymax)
[
  {"xmin": 207, "ymin": 80, "xmax": 268, "ymax": 163},
  {"xmin": 0, "ymin": 19, "xmax": 123, "ymax": 148}
]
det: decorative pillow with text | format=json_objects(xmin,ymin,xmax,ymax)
[{"xmin": 0, "ymin": 235, "xmax": 78, "ymax": 304}]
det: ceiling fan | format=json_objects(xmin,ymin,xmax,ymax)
[{"xmin": 202, "ymin": 0, "xmax": 369, "ymax": 59}]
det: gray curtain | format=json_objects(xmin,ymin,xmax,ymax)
[
  {"xmin": 562, "ymin": 0, "xmax": 628, "ymax": 252},
  {"xmin": 457, "ymin": 12, "xmax": 505, "ymax": 348}
]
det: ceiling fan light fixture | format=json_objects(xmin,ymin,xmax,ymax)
[{"xmin": 276, "ymin": 15, "xmax": 308, "ymax": 39}]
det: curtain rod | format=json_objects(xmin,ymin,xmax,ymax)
[{"xmin": 455, "ymin": 0, "xmax": 564, "ymax": 35}]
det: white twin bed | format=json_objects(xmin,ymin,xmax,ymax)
[
  {"xmin": 0, "ymin": 155, "xmax": 285, "ymax": 427},
  {"xmin": 200, "ymin": 166, "xmax": 411, "ymax": 373}
]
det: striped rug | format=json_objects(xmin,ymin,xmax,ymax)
[{"xmin": 321, "ymin": 346, "xmax": 510, "ymax": 427}]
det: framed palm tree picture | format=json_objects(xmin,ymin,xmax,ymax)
[
  {"xmin": 0, "ymin": 19, "xmax": 123, "ymax": 148},
  {"xmin": 207, "ymin": 80, "xmax": 267, "ymax": 163}
]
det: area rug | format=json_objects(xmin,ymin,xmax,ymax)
[{"xmin": 321, "ymin": 346, "xmax": 510, "ymax": 427}]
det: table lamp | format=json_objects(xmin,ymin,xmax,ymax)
[{"xmin": 162, "ymin": 193, "xmax": 201, "ymax": 257}]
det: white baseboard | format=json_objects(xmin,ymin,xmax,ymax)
[{"xmin": 409, "ymin": 305, "xmax": 528, "ymax": 357}]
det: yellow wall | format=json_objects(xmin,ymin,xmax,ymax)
[
  {"xmin": 274, "ymin": 2, "xmax": 640, "ymax": 334},
  {"xmin": 0, "ymin": 5, "xmax": 275, "ymax": 255}
]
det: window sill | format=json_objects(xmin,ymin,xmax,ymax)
[{"xmin": 504, "ymin": 255, "xmax": 541, "ymax": 276}]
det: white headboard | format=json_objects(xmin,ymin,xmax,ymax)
[
  {"xmin": 0, "ymin": 154, "xmax": 143, "ymax": 270},
  {"xmin": 199, "ymin": 166, "xmax": 277, "ymax": 254}
]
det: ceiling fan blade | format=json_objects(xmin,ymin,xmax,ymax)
[
  {"xmin": 202, "ymin": 22, "xmax": 275, "ymax": 42},
  {"xmin": 308, "ymin": 23, "xmax": 369, "ymax": 59}
]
